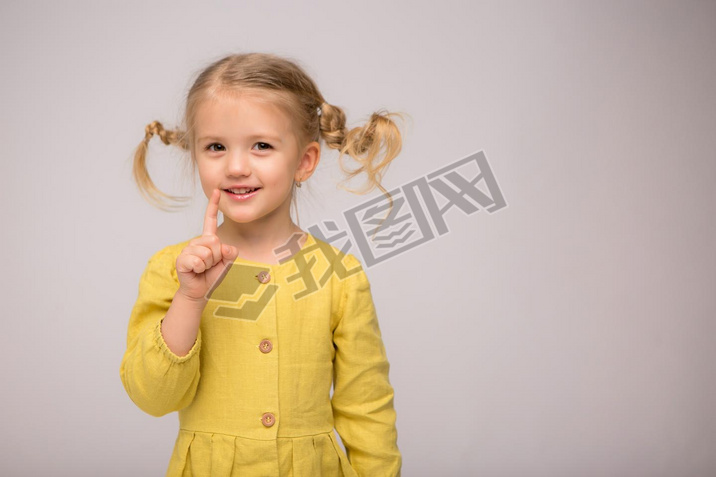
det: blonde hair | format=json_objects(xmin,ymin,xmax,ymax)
[{"xmin": 132, "ymin": 52, "xmax": 407, "ymax": 235}]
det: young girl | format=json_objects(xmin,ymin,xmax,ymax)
[{"xmin": 119, "ymin": 52, "xmax": 405, "ymax": 476}]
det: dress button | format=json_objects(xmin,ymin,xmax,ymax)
[
  {"xmin": 261, "ymin": 412, "xmax": 276, "ymax": 427},
  {"xmin": 259, "ymin": 339, "xmax": 273, "ymax": 353},
  {"xmin": 256, "ymin": 270, "xmax": 271, "ymax": 283}
]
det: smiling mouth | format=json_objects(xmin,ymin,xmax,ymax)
[{"xmin": 224, "ymin": 187, "xmax": 261, "ymax": 196}]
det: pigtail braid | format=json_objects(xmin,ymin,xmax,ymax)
[
  {"xmin": 320, "ymin": 105, "xmax": 408, "ymax": 239},
  {"xmin": 131, "ymin": 121, "xmax": 192, "ymax": 211}
]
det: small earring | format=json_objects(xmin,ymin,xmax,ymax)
[{"xmin": 296, "ymin": 180, "xmax": 302, "ymax": 188}]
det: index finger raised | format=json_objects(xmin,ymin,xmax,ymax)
[{"xmin": 203, "ymin": 188, "xmax": 221, "ymax": 236}]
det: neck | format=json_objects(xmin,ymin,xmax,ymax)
[{"xmin": 217, "ymin": 219, "xmax": 306, "ymax": 265}]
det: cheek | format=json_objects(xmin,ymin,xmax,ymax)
[
  {"xmin": 256, "ymin": 166, "xmax": 289, "ymax": 188},
  {"xmin": 265, "ymin": 176, "xmax": 292, "ymax": 192},
  {"xmin": 197, "ymin": 158, "xmax": 218, "ymax": 177},
  {"xmin": 197, "ymin": 167, "xmax": 210, "ymax": 187},
  {"xmin": 196, "ymin": 163, "xmax": 220, "ymax": 194}
]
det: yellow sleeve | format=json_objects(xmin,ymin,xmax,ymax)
[
  {"xmin": 119, "ymin": 247, "xmax": 202, "ymax": 417},
  {"xmin": 331, "ymin": 255, "xmax": 402, "ymax": 476}
]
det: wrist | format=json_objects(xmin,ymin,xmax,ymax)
[{"xmin": 175, "ymin": 290, "xmax": 209, "ymax": 309}]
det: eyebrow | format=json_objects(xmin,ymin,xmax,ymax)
[{"xmin": 197, "ymin": 134, "xmax": 283, "ymax": 144}]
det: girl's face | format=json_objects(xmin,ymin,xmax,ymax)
[{"xmin": 193, "ymin": 93, "xmax": 312, "ymax": 228}]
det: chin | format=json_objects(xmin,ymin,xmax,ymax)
[
  {"xmin": 224, "ymin": 215, "xmax": 259, "ymax": 224},
  {"xmin": 224, "ymin": 211, "xmax": 271, "ymax": 224}
]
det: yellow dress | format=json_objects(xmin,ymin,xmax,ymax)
[{"xmin": 119, "ymin": 232, "xmax": 402, "ymax": 476}]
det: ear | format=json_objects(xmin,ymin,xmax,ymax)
[{"xmin": 295, "ymin": 141, "xmax": 321, "ymax": 182}]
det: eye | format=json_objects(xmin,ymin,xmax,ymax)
[
  {"xmin": 254, "ymin": 142, "xmax": 272, "ymax": 151},
  {"xmin": 205, "ymin": 143, "xmax": 225, "ymax": 152}
]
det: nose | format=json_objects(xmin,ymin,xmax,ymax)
[{"xmin": 225, "ymin": 150, "xmax": 251, "ymax": 177}]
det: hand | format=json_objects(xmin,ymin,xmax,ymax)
[{"xmin": 175, "ymin": 188, "xmax": 239, "ymax": 302}]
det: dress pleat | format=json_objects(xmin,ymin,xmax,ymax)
[{"xmin": 165, "ymin": 429, "xmax": 361, "ymax": 476}]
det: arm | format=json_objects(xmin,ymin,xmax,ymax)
[
  {"xmin": 331, "ymin": 256, "xmax": 402, "ymax": 476},
  {"xmin": 119, "ymin": 248, "xmax": 203, "ymax": 417}
]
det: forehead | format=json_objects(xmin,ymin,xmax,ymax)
[{"xmin": 194, "ymin": 92, "xmax": 293, "ymax": 137}]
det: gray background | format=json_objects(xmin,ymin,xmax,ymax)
[{"xmin": 1, "ymin": 0, "xmax": 715, "ymax": 475}]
